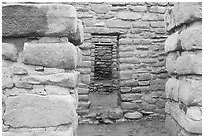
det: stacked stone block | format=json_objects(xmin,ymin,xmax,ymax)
[
  {"xmin": 2, "ymin": 4, "xmax": 83, "ymax": 136},
  {"xmin": 164, "ymin": 2, "xmax": 202, "ymax": 136}
]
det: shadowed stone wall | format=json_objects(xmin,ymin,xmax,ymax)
[
  {"xmin": 2, "ymin": 3, "xmax": 83, "ymax": 136},
  {"xmin": 164, "ymin": 2, "xmax": 202, "ymax": 136}
]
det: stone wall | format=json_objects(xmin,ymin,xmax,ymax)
[
  {"xmin": 69, "ymin": 2, "xmax": 173, "ymax": 123},
  {"xmin": 2, "ymin": 4, "xmax": 83, "ymax": 135},
  {"xmin": 164, "ymin": 2, "xmax": 202, "ymax": 136}
]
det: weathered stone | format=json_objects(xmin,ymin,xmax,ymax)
[
  {"xmin": 120, "ymin": 70, "xmax": 133, "ymax": 80},
  {"xmin": 132, "ymin": 86, "xmax": 150, "ymax": 93},
  {"xmin": 23, "ymin": 42, "xmax": 80, "ymax": 69},
  {"xmin": 2, "ymin": 4, "xmax": 77, "ymax": 37},
  {"xmin": 120, "ymin": 79, "xmax": 139, "ymax": 87},
  {"xmin": 138, "ymin": 81, "xmax": 149, "ymax": 86},
  {"xmin": 69, "ymin": 19, "xmax": 84, "ymax": 46},
  {"xmin": 142, "ymin": 13, "xmax": 158, "ymax": 21},
  {"xmin": 116, "ymin": 12, "xmax": 142, "ymax": 20},
  {"xmin": 4, "ymin": 94, "xmax": 77, "ymax": 128},
  {"xmin": 119, "ymin": 64, "xmax": 134, "ymax": 70},
  {"xmin": 175, "ymin": 2, "xmax": 202, "ymax": 26},
  {"xmin": 176, "ymin": 52, "xmax": 202, "ymax": 75},
  {"xmin": 165, "ymin": 78, "xmax": 179, "ymax": 101},
  {"xmin": 165, "ymin": 101, "xmax": 202, "ymax": 133},
  {"xmin": 186, "ymin": 106, "xmax": 202, "ymax": 121},
  {"xmin": 132, "ymin": 21, "xmax": 149, "ymax": 29},
  {"xmin": 106, "ymin": 20, "xmax": 131, "ymax": 28},
  {"xmin": 90, "ymin": 4, "xmax": 109, "ymax": 14},
  {"xmin": 119, "ymin": 58, "xmax": 140, "ymax": 64},
  {"xmin": 149, "ymin": 6, "xmax": 166, "ymax": 13},
  {"xmin": 2, "ymin": 43, "xmax": 18, "ymax": 61},
  {"xmin": 179, "ymin": 77, "xmax": 202, "ymax": 106},
  {"xmin": 180, "ymin": 24, "xmax": 202, "ymax": 50},
  {"xmin": 80, "ymin": 74, "xmax": 90, "ymax": 85},
  {"xmin": 119, "ymin": 51, "xmax": 133, "ymax": 58},
  {"xmin": 137, "ymin": 73, "xmax": 152, "ymax": 81},
  {"xmin": 78, "ymin": 95, "xmax": 89, "ymax": 101},
  {"xmin": 78, "ymin": 101, "xmax": 91, "ymax": 108},
  {"xmin": 164, "ymin": 2, "xmax": 202, "ymax": 32},
  {"xmin": 124, "ymin": 111, "xmax": 143, "ymax": 119},
  {"xmin": 120, "ymin": 87, "xmax": 131, "ymax": 93},
  {"xmin": 78, "ymin": 87, "xmax": 89, "ymax": 94},
  {"xmin": 165, "ymin": 32, "xmax": 181, "ymax": 52},
  {"xmin": 21, "ymin": 71, "xmax": 80, "ymax": 88},
  {"xmin": 121, "ymin": 93, "xmax": 142, "ymax": 101},
  {"xmin": 129, "ymin": 6, "xmax": 147, "ymax": 12},
  {"xmin": 13, "ymin": 67, "xmax": 28, "ymax": 75}
]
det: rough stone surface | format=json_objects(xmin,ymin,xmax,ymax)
[
  {"xmin": 3, "ymin": 94, "xmax": 77, "ymax": 128},
  {"xmin": 179, "ymin": 77, "xmax": 202, "ymax": 106},
  {"xmin": 176, "ymin": 52, "xmax": 202, "ymax": 75},
  {"xmin": 165, "ymin": 78, "xmax": 179, "ymax": 101},
  {"xmin": 21, "ymin": 71, "xmax": 80, "ymax": 88},
  {"xmin": 2, "ymin": 4, "xmax": 77, "ymax": 37},
  {"xmin": 180, "ymin": 24, "xmax": 202, "ymax": 50},
  {"xmin": 124, "ymin": 111, "xmax": 143, "ymax": 119},
  {"xmin": 2, "ymin": 61, "xmax": 14, "ymax": 89},
  {"xmin": 23, "ymin": 42, "xmax": 80, "ymax": 69}
]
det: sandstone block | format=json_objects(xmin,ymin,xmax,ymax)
[
  {"xmin": 120, "ymin": 70, "xmax": 133, "ymax": 80},
  {"xmin": 174, "ymin": 2, "xmax": 202, "ymax": 27},
  {"xmin": 165, "ymin": 101, "xmax": 202, "ymax": 133},
  {"xmin": 2, "ymin": 43, "xmax": 18, "ymax": 62},
  {"xmin": 2, "ymin": 4, "xmax": 77, "ymax": 37},
  {"xmin": 80, "ymin": 74, "xmax": 90, "ymax": 85},
  {"xmin": 186, "ymin": 106, "xmax": 202, "ymax": 121},
  {"xmin": 13, "ymin": 67, "xmax": 28, "ymax": 75},
  {"xmin": 137, "ymin": 73, "xmax": 152, "ymax": 81},
  {"xmin": 90, "ymin": 4, "xmax": 109, "ymax": 14},
  {"xmin": 120, "ymin": 79, "xmax": 139, "ymax": 87},
  {"xmin": 179, "ymin": 77, "xmax": 202, "ymax": 106},
  {"xmin": 165, "ymin": 78, "xmax": 179, "ymax": 101},
  {"xmin": 78, "ymin": 87, "xmax": 89, "ymax": 94},
  {"xmin": 106, "ymin": 20, "xmax": 131, "ymax": 28},
  {"xmin": 44, "ymin": 67, "xmax": 65, "ymax": 75},
  {"xmin": 180, "ymin": 24, "xmax": 202, "ymax": 50},
  {"xmin": 176, "ymin": 52, "xmax": 202, "ymax": 75},
  {"xmin": 116, "ymin": 12, "xmax": 142, "ymax": 20},
  {"xmin": 21, "ymin": 71, "xmax": 80, "ymax": 88},
  {"xmin": 165, "ymin": 32, "xmax": 181, "ymax": 52},
  {"xmin": 3, "ymin": 94, "xmax": 77, "ymax": 128},
  {"xmin": 23, "ymin": 42, "xmax": 80, "ymax": 69},
  {"xmin": 121, "ymin": 93, "xmax": 142, "ymax": 101},
  {"xmin": 69, "ymin": 19, "xmax": 84, "ymax": 46}
]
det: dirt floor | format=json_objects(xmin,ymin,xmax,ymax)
[{"xmin": 77, "ymin": 115, "xmax": 168, "ymax": 136}]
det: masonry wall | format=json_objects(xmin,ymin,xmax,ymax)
[
  {"xmin": 2, "ymin": 4, "xmax": 83, "ymax": 135},
  {"xmin": 164, "ymin": 2, "xmax": 202, "ymax": 136},
  {"xmin": 68, "ymin": 2, "xmax": 174, "ymax": 122}
]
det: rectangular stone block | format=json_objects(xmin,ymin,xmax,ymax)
[
  {"xmin": 121, "ymin": 93, "xmax": 142, "ymax": 101},
  {"xmin": 23, "ymin": 42, "xmax": 80, "ymax": 69},
  {"xmin": 3, "ymin": 94, "xmax": 77, "ymax": 128},
  {"xmin": 21, "ymin": 71, "xmax": 80, "ymax": 88},
  {"xmin": 164, "ymin": 2, "xmax": 202, "ymax": 32},
  {"xmin": 2, "ymin": 61, "xmax": 14, "ymax": 90},
  {"xmin": 165, "ymin": 100, "xmax": 202, "ymax": 134},
  {"xmin": 179, "ymin": 77, "xmax": 202, "ymax": 106},
  {"xmin": 180, "ymin": 24, "xmax": 202, "ymax": 50},
  {"xmin": 176, "ymin": 51, "xmax": 202, "ymax": 75},
  {"xmin": 2, "ymin": 4, "xmax": 77, "ymax": 37},
  {"xmin": 120, "ymin": 70, "xmax": 133, "ymax": 80},
  {"xmin": 121, "ymin": 102, "xmax": 141, "ymax": 110}
]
